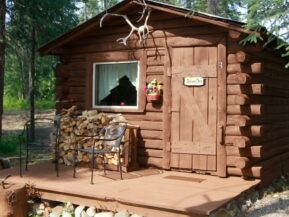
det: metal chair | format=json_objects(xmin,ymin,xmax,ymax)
[
  {"xmin": 19, "ymin": 117, "xmax": 61, "ymax": 177},
  {"xmin": 73, "ymin": 122, "xmax": 127, "ymax": 184}
]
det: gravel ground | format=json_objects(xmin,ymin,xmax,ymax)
[{"xmin": 212, "ymin": 175, "xmax": 289, "ymax": 217}]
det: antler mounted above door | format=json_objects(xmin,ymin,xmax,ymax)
[{"xmin": 100, "ymin": 0, "xmax": 151, "ymax": 46}]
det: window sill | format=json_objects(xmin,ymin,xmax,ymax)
[{"xmin": 92, "ymin": 107, "xmax": 145, "ymax": 113}]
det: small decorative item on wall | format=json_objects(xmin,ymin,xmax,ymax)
[{"xmin": 145, "ymin": 79, "xmax": 163, "ymax": 102}]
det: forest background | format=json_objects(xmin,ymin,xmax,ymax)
[{"xmin": 0, "ymin": 0, "xmax": 288, "ymax": 134}]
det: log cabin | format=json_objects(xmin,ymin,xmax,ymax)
[{"xmin": 39, "ymin": 0, "xmax": 289, "ymax": 185}]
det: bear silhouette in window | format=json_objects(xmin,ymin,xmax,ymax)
[{"xmin": 100, "ymin": 75, "xmax": 137, "ymax": 106}]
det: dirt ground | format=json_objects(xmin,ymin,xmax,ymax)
[{"xmin": 2, "ymin": 110, "xmax": 56, "ymax": 135}]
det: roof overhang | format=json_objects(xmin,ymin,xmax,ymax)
[{"xmin": 39, "ymin": 0, "xmax": 252, "ymax": 56}]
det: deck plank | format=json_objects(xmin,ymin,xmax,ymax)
[{"xmin": 0, "ymin": 163, "xmax": 259, "ymax": 217}]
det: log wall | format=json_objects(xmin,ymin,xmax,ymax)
[
  {"xmin": 226, "ymin": 32, "xmax": 289, "ymax": 183},
  {"xmin": 55, "ymin": 9, "xmax": 226, "ymax": 169}
]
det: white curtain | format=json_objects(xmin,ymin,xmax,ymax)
[{"xmin": 95, "ymin": 62, "xmax": 138, "ymax": 104}]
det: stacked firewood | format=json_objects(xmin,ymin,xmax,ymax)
[{"xmin": 52, "ymin": 106, "xmax": 127, "ymax": 167}]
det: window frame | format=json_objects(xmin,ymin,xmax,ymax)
[{"xmin": 92, "ymin": 60, "xmax": 140, "ymax": 111}]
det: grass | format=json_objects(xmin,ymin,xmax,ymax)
[
  {"xmin": 0, "ymin": 134, "xmax": 20, "ymax": 156},
  {"xmin": 4, "ymin": 97, "xmax": 55, "ymax": 111}
]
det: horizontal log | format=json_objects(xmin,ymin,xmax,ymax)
[
  {"xmin": 235, "ymin": 51, "xmax": 257, "ymax": 63},
  {"xmin": 226, "ymin": 125, "xmax": 264, "ymax": 137},
  {"xmin": 227, "ymin": 95, "xmax": 249, "ymax": 105},
  {"xmin": 227, "ymin": 73, "xmax": 252, "ymax": 84},
  {"xmin": 123, "ymin": 112, "xmax": 163, "ymax": 121},
  {"xmin": 138, "ymin": 139, "xmax": 163, "ymax": 149},
  {"xmin": 228, "ymin": 114, "xmax": 289, "ymax": 126},
  {"xmin": 227, "ymin": 105, "xmax": 263, "ymax": 115},
  {"xmin": 227, "ymin": 94, "xmax": 289, "ymax": 105},
  {"xmin": 140, "ymin": 130, "xmax": 163, "ymax": 140},
  {"xmin": 69, "ymin": 87, "xmax": 85, "ymax": 95},
  {"xmin": 225, "ymin": 136, "xmax": 251, "ymax": 148},
  {"xmin": 145, "ymin": 102, "xmax": 163, "ymax": 112},
  {"xmin": 146, "ymin": 66, "xmax": 164, "ymax": 74},
  {"xmin": 146, "ymin": 49, "xmax": 166, "ymax": 57},
  {"xmin": 227, "ymin": 84, "xmax": 263, "ymax": 95},
  {"xmin": 226, "ymin": 156, "xmax": 251, "ymax": 169},
  {"xmin": 227, "ymin": 63, "xmax": 263, "ymax": 74},
  {"xmin": 227, "ymin": 115, "xmax": 250, "ymax": 126},
  {"xmin": 128, "ymin": 120, "xmax": 163, "ymax": 131},
  {"xmin": 69, "ymin": 34, "xmax": 224, "ymax": 54},
  {"xmin": 138, "ymin": 148, "xmax": 163, "ymax": 158},
  {"xmin": 147, "ymin": 75, "xmax": 163, "ymax": 83},
  {"xmin": 226, "ymin": 146, "xmax": 261, "ymax": 158},
  {"xmin": 228, "ymin": 30, "xmax": 242, "ymax": 40},
  {"xmin": 227, "ymin": 166, "xmax": 262, "ymax": 178},
  {"xmin": 147, "ymin": 55, "xmax": 164, "ymax": 66},
  {"xmin": 138, "ymin": 156, "xmax": 163, "ymax": 168},
  {"xmin": 227, "ymin": 41, "xmax": 262, "ymax": 53}
]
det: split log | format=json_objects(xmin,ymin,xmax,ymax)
[{"xmin": 0, "ymin": 183, "xmax": 28, "ymax": 217}]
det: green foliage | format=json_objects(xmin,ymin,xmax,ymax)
[
  {"xmin": 0, "ymin": 134, "xmax": 19, "ymax": 156},
  {"xmin": 242, "ymin": 0, "xmax": 289, "ymax": 66},
  {"xmin": 4, "ymin": 97, "xmax": 54, "ymax": 111}
]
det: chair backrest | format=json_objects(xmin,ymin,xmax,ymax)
[
  {"xmin": 21, "ymin": 118, "xmax": 60, "ymax": 146},
  {"xmin": 102, "ymin": 122, "xmax": 127, "ymax": 147}
]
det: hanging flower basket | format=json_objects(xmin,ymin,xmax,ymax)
[
  {"xmin": 147, "ymin": 94, "xmax": 161, "ymax": 102},
  {"xmin": 145, "ymin": 79, "xmax": 163, "ymax": 103}
]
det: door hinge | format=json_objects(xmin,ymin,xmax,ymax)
[{"xmin": 218, "ymin": 61, "xmax": 223, "ymax": 69}]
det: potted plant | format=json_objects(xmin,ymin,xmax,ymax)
[{"xmin": 145, "ymin": 79, "xmax": 163, "ymax": 102}]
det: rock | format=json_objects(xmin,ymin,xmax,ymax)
[
  {"xmin": 86, "ymin": 207, "xmax": 97, "ymax": 217},
  {"xmin": 50, "ymin": 212, "xmax": 61, "ymax": 217},
  {"xmin": 62, "ymin": 212, "xmax": 73, "ymax": 217},
  {"xmin": 81, "ymin": 210, "xmax": 90, "ymax": 217},
  {"xmin": 131, "ymin": 214, "xmax": 143, "ymax": 217},
  {"xmin": 114, "ymin": 210, "xmax": 129, "ymax": 217},
  {"xmin": 64, "ymin": 202, "xmax": 74, "ymax": 212},
  {"xmin": 75, "ymin": 205, "xmax": 85, "ymax": 217},
  {"xmin": 94, "ymin": 211, "xmax": 114, "ymax": 217}
]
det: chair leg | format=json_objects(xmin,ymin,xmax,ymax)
[
  {"xmin": 25, "ymin": 142, "xmax": 29, "ymax": 171},
  {"xmin": 118, "ymin": 152, "xmax": 123, "ymax": 180},
  {"xmin": 73, "ymin": 151, "xmax": 77, "ymax": 178},
  {"xmin": 103, "ymin": 153, "xmax": 106, "ymax": 176},
  {"xmin": 19, "ymin": 138, "xmax": 22, "ymax": 177},
  {"xmin": 91, "ymin": 155, "xmax": 95, "ymax": 185}
]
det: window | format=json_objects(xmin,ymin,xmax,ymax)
[{"xmin": 93, "ymin": 61, "xmax": 139, "ymax": 109}]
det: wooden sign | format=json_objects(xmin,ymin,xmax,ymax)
[{"xmin": 183, "ymin": 77, "xmax": 205, "ymax": 86}]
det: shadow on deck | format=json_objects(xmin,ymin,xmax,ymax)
[{"xmin": 0, "ymin": 163, "xmax": 260, "ymax": 217}]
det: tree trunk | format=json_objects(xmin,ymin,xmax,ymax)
[
  {"xmin": 29, "ymin": 26, "xmax": 35, "ymax": 140},
  {"xmin": 207, "ymin": 0, "xmax": 218, "ymax": 15},
  {"xmin": 0, "ymin": 0, "xmax": 6, "ymax": 139}
]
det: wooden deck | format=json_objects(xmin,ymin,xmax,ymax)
[{"xmin": 0, "ymin": 163, "xmax": 259, "ymax": 217}]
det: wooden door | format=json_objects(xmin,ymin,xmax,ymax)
[{"xmin": 170, "ymin": 46, "xmax": 219, "ymax": 172}]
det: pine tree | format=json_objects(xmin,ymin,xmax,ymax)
[{"xmin": 0, "ymin": 0, "xmax": 6, "ymax": 137}]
